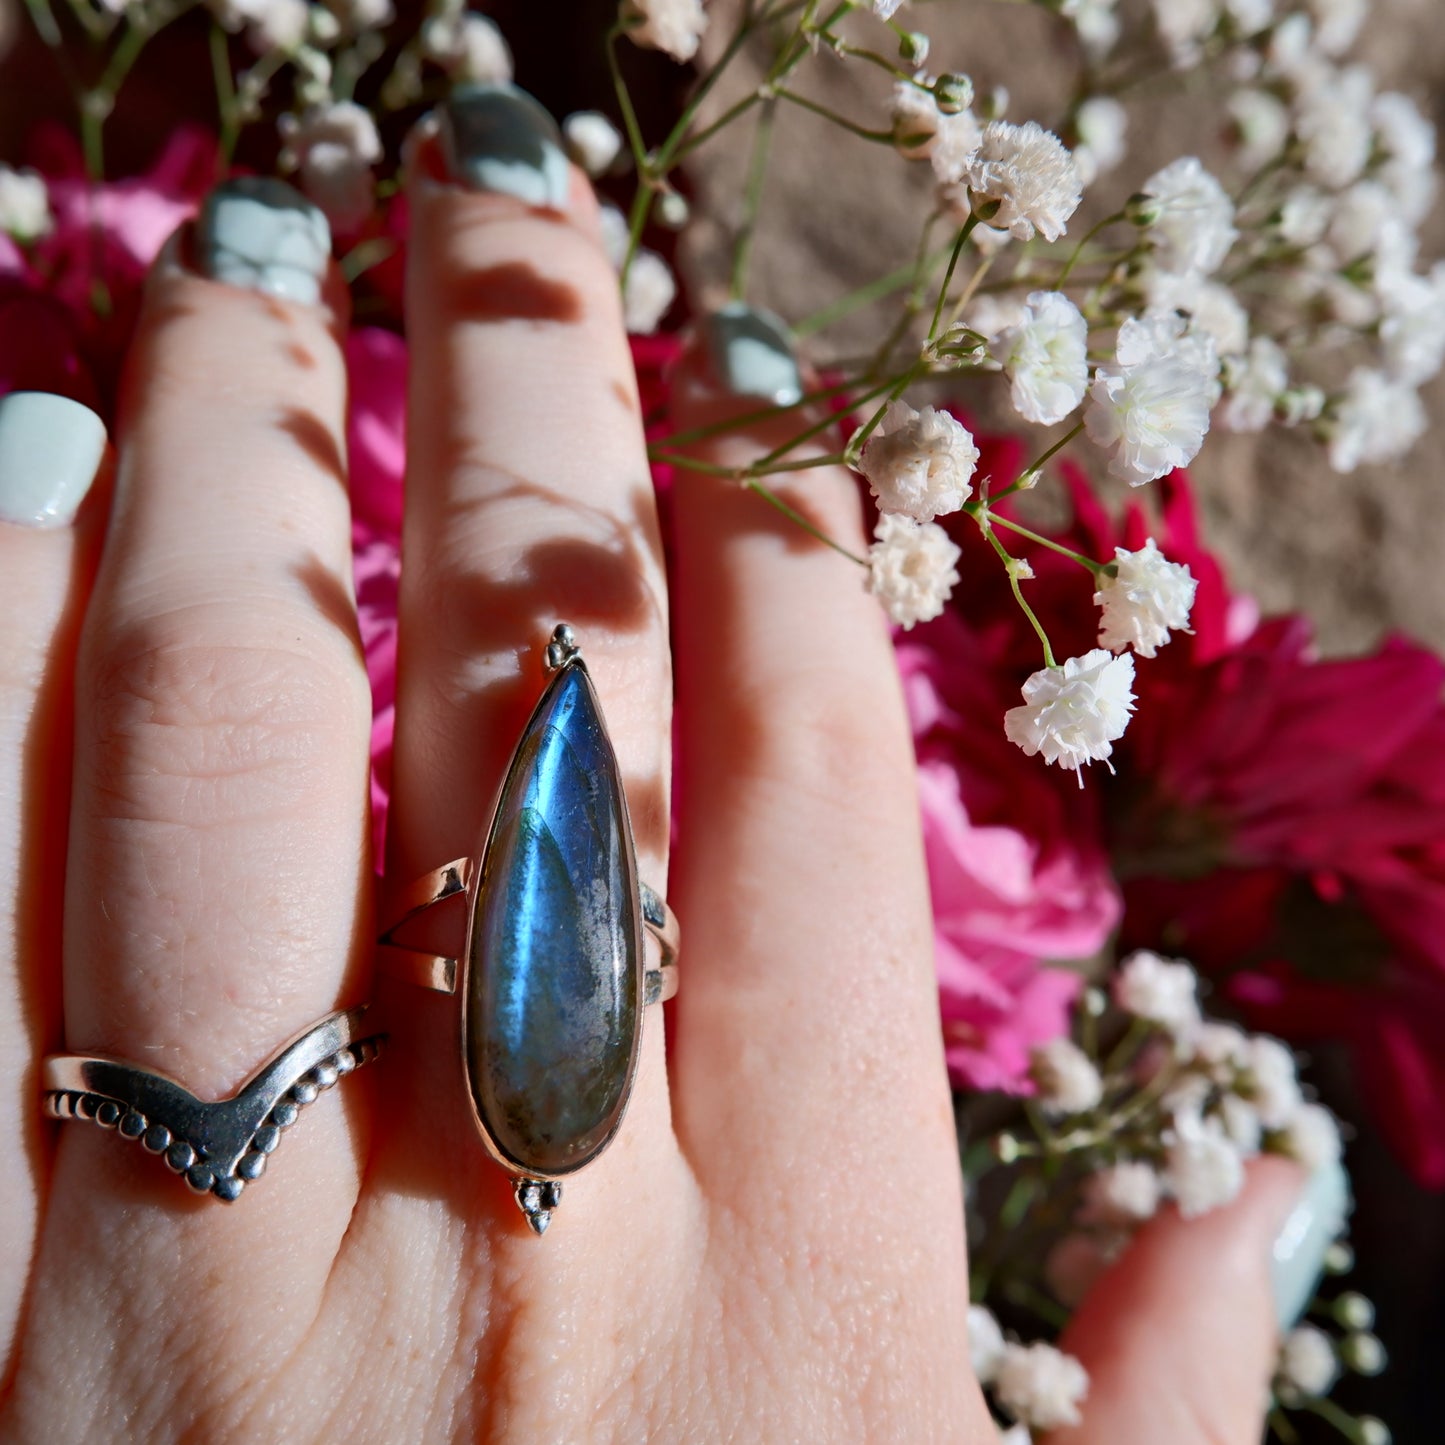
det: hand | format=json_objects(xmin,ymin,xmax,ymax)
[{"xmin": 0, "ymin": 84, "xmax": 1308, "ymax": 1444}]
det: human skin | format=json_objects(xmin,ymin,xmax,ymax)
[{"xmin": 0, "ymin": 121, "xmax": 1303, "ymax": 1443}]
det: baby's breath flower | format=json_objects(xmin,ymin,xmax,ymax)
[
  {"xmin": 621, "ymin": 250, "xmax": 676, "ymax": 334},
  {"xmin": 990, "ymin": 290, "xmax": 1089, "ymax": 426},
  {"xmin": 872, "ymin": 0, "xmax": 905, "ymax": 18},
  {"xmin": 1308, "ymin": 0, "xmax": 1366, "ymax": 55},
  {"xmin": 1085, "ymin": 314, "xmax": 1216, "ymax": 486},
  {"xmin": 1379, "ymin": 263, "xmax": 1445, "ymax": 386},
  {"xmin": 278, "ymin": 101, "xmax": 381, "ymax": 232},
  {"xmin": 1218, "ymin": 1093, "xmax": 1264, "ymax": 1155},
  {"xmin": 891, "ymin": 82, "xmax": 943, "ymax": 160},
  {"xmin": 856, "ymin": 402, "xmax": 978, "ymax": 521},
  {"xmin": 1277, "ymin": 1102, "xmax": 1343, "ymax": 1171},
  {"xmin": 1145, "ymin": 270, "xmax": 1248, "ymax": 359},
  {"xmin": 1191, "ymin": 1021, "xmax": 1249, "ymax": 1078},
  {"xmin": 1062, "ymin": 0, "xmax": 1120, "ymax": 58},
  {"xmin": 324, "ymin": 0, "xmax": 392, "ymax": 31},
  {"xmin": 968, "ymin": 1304, "xmax": 1006, "ymax": 1383},
  {"xmin": 623, "ymin": 0, "xmax": 707, "ymax": 63},
  {"xmin": 1150, "ymin": 0, "xmax": 1215, "ymax": 66},
  {"xmin": 211, "ymin": 0, "xmax": 308, "ymax": 53},
  {"xmin": 1328, "ymin": 367, "xmax": 1427, "ymax": 472},
  {"xmin": 1295, "ymin": 63, "xmax": 1374, "ymax": 186},
  {"xmin": 994, "ymin": 1342, "xmax": 1089, "ymax": 1431},
  {"xmin": 1221, "ymin": 336, "xmax": 1288, "ymax": 433},
  {"xmin": 0, "ymin": 165, "xmax": 52, "ymax": 243},
  {"xmin": 563, "ymin": 111, "xmax": 623, "ymax": 177},
  {"xmin": 1094, "ymin": 538, "xmax": 1197, "ymax": 659},
  {"xmin": 1278, "ymin": 1325, "xmax": 1340, "ymax": 1397},
  {"xmin": 1244, "ymin": 1036, "xmax": 1302, "ymax": 1129},
  {"xmin": 866, "ymin": 514, "xmax": 961, "ymax": 630},
  {"xmin": 1228, "ymin": 89, "xmax": 1290, "ymax": 170},
  {"xmin": 997, "ymin": 1427, "xmax": 1031, "ymax": 1445},
  {"xmin": 1114, "ymin": 950, "xmax": 1200, "ymax": 1034},
  {"xmin": 962, "ymin": 121, "xmax": 1082, "ymax": 243},
  {"xmin": 1030, "ymin": 1038, "xmax": 1103, "ymax": 1115},
  {"xmin": 1004, "ymin": 650, "xmax": 1136, "ymax": 780},
  {"xmin": 1072, "ymin": 95, "xmax": 1127, "ymax": 186},
  {"xmin": 928, "ymin": 111, "xmax": 985, "ymax": 185},
  {"xmin": 1139, "ymin": 156, "xmax": 1238, "ymax": 277},
  {"xmin": 422, "ymin": 11, "xmax": 513, "ymax": 83},
  {"xmin": 965, "ymin": 293, "xmax": 1029, "ymax": 342},
  {"xmin": 1163, "ymin": 1109, "xmax": 1245, "ymax": 1218},
  {"xmin": 1080, "ymin": 1162, "xmax": 1162, "ymax": 1226}
]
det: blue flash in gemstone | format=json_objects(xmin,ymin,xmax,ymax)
[{"xmin": 465, "ymin": 660, "xmax": 643, "ymax": 1176}]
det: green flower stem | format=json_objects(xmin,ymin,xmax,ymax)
[
  {"xmin": 1103, "ymin": 1016, "xmax": 1152, "ymax": 1076},
  {"xmin": 1267, "ymin": 1407, "xmax": 1301, "ymax": 1444},
  {"xmin": 928, "ymin": 213, "xmax": 979, "ymax": 341},
  {"xmin": 1003, "ymin": 1278, "xmax": 1072, "ymax": 1332},
  {"xmin": 666, "ymin": 90, "xmax": 763, "ymax": 164},
  {"xmin": 753, "ymin": 375, "xmax": 896, "ymax": 468},
  {"xmin": 80, "ymin": 15, "xmax": 149, "ymax": 179},
  {"xmin": 22, "ymin": 0, "xmax": 63, "ymax": 47},
  {"xmin": 773, "ymin": 88, "xmax": 895, "ymax": 143},
  {"xmin": 650, "ymin": 376, "xmax": 864, "ymax": 449},
  {"xmin": 744, "ymin": 479, "xmax": 867, "ymax": 563},
  {"xmin": 990, "ymin": 419, "xmax": 1086, "ymax": 501},
  {"xmin": 980, "ymin": 521, "xmax": 1057, "ymax": 668},
  {"xmin": 793, "ymin": 235, "xmax": 955, "ymax": 337},
  {"xmin": 982, "ymin": 513, "xmax": 1108, "ymax": 574},
  {"xmin": 730, "ymin": 96, "xmax": 778, "ymax": 299},
  {"xmin": 1056, "ymin": 208, "xmax": 1127, "ymax": 287},
  {"xmin": 210, "ymin": 24, "xmax": 240, "ymax": 165},
  {"xmin": 655, "ymin": 2, "xmax": 761, "ymax": 168},
  {"xmin": 846, "ymin": 362, "xmax": 922, "ymax": 461},
  {"xmin": 1300, "ymin": 1395, "xmax": 1369, "ymax": 1439}
]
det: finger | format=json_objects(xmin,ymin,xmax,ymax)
[
  {"xmin": 0, "ymin": 392, "xmax": 108, "ymax": 1366},
  {"xmin": 21, "ymin": 179, "xmax": 372, "ymax": 1400},
  {"xmin": 374, "ymin": 83, "xmax": 679, "ymax": 1242},
  {"xmin": 666, "ymin": 319, "xmax": 964, "ymax": 1249},
  {"xmin": 1045, "ymin": 1158, "xmax": 1310, "ymax": 1445}
]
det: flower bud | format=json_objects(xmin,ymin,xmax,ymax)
[
  {"xmin": 899, "ymin": 30, "xmax": 930, "ymax": 65},
  {"xmin": 1324, "ymin": 1241, "xmax": 1355, "ymax": 1274},
  {"xmin": 1333, "ymin": 1292, "xmax": 1375, "ymax": 1331},
  {"xmin": 1357, "ymin": 1417, "xmax": 1391, "ymax": 1445},
  {"xmin": 933, "ymin": 72, "xmax": 974, "ymax": 113},
  {"xmin": 1340, "ymin": 1333, "xmax": 1387, "ymax": 1376},
  {"xmin": 656, "ymin": 191, "xmax": 691, "ymax": 229},
  {"xmin": 1125, "ymin": 191, "xmax": 1163, "ymax": 227}
]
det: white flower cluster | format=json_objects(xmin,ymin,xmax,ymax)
[
  {"xmin": 597, "ymin": 205, "xmax": 678, "ymax": 335},
  {"xmin": 855, "ymin": 401, "xmax": 977, "ymax": 629},
  {"xmin": 278, "ymin": 101, "xmax": 382, "ymax": 232},
  {"xmin": 622, "ymin": 0, "xmax": 707, "ymax": 63},
  {"xmin": 1005, "ymin": 649, "xmax": 1135, "ymax": 783},
  {"xmin": 971, "ymin": 1306, "xmax": 1089, "ymax": 1432},
  {"xmin": 1094, "ymin": 539, "xmax": 1197, "ymax": 658}
]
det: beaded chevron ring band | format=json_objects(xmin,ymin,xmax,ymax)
[{"xmin": 42, "ymin": 1007, "xmax": 384, "ymax": 1201}]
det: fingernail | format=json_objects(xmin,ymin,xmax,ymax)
[
  {"xmin": 439, "ymin": 83, "xmax": 570, "ymax": 207},
  {"xmin": 0, "ymin": 391, "xmax": 107, "ymax": 528},
  {"xmin": 195, "ymin": 176, "xmax": 331, "ymax": 306},
  {"xmin": 702, "ymin": 302, "xmax": 803, "ymax": 405},
  {"xmin": 1271, "ymin": 1159, "xmax": 1351, "ymax": 1330}
]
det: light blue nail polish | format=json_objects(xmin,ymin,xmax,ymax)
[
  {"xmin": 0, "ymin": 391, "xmax": 106, "ymax": 528},
  {"xmin": 196, "ymin": 177, "xmax": 331, "ymax": 306},
  {"xmin": 703, "ymin": 302, "xmax": 804, "ymax": 405},
  {"xmin": 439, "ymin": 83, "xmax": 570, "ymax": 207},
  {"xmin": 1271, "ymin": 1160, "xmax": 1351, "ymax": 1330}
]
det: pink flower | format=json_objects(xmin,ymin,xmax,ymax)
[{"xmin": 899, "ymin": 611, "xmax": 1120, "ymax": 1092}]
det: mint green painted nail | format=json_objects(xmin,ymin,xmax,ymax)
[
  {"xmin": 439, "ymin": 83, "xmax": 570, "ymax": 207},
  {"xmin": 1272, "ymin": 1160, "xmax": 1351, "ymax": 1330},
  {"xmin": 196, "ymin": 177, "xmax": 331, "ymax": 306},
  {"xmin": 0, "ymin": 391, "xmax": 106, "ymax": 528},
  {"xmin": 703, "ymin": 303, "xmax": 803, "ymax": 405}
]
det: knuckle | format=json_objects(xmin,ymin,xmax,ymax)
[{"xmin": 81, "ymin": 607, "xmax": 370, "ymax": 825}]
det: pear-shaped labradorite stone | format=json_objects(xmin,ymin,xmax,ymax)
[{"xmin": 467, "ymin": 663, "xmax": 642, "ymax": 1175}]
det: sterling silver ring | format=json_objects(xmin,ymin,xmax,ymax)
[
  {"xmin": 378, "ymin": 623, "xmax": 678, "ymax": 1236},
  {"xmin": 42, "ymin": 1007, "xmax": 384, "ymax": 1202}
]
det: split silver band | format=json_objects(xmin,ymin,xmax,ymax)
[
  {"xmin": 43, "ymin": 1006, "xmax": 384, "ymax": 1202},
  {"xmin": 378, "ymin": 863, "xmax": 679, "ymax": 1005}
]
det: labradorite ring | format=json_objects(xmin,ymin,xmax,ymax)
[
  {"xmin": 42, "ymin": 1007, "xmax": 385, "ymax": 1201},
  {"xmin": 377, "ymin": 623, "xmax": 678, "ymax": 1236}
]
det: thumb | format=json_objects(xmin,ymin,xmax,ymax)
[{"xmin": 1044, "ymin": 1158, "xmax": 1344, "ymax": 1445}]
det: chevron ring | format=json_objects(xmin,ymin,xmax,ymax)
[{"xmin": 42, "ymin": 1007, "xmax": 384, "ymax": 1202}]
